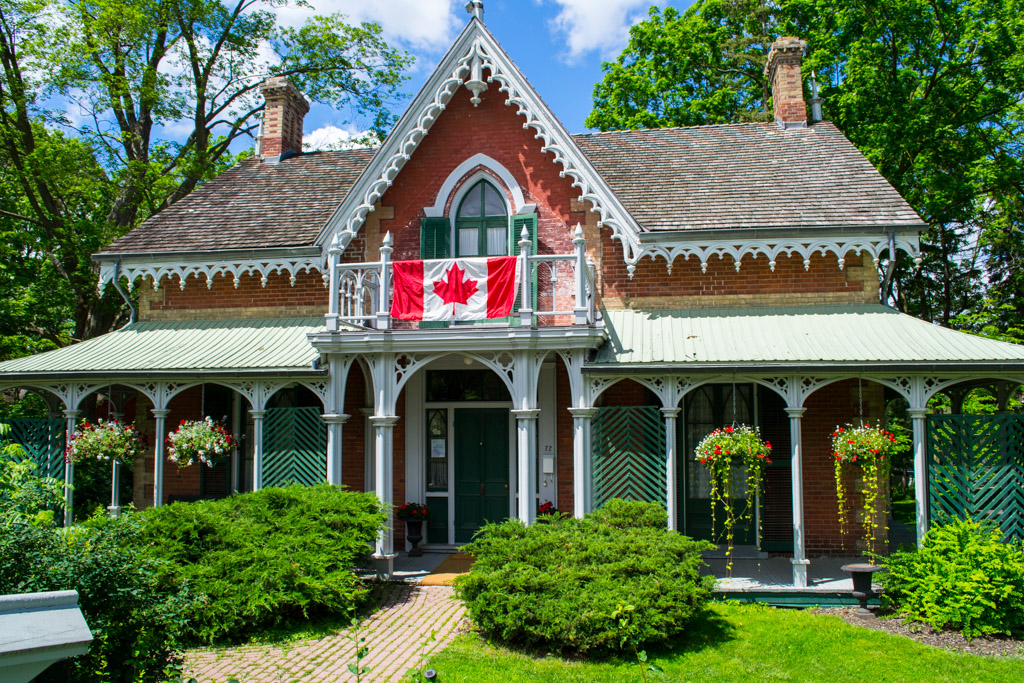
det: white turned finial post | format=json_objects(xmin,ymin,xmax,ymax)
[
  {"xmin": 518, "ymin": 225, "xmax": 533, "ymax": 327},
  {"xmin": 572, "ymin": 223, "xmax": 588, "ymax": 325},
  {"xmin": 377, "ymin": 232, "xmax": 393, "ymax": 330}
]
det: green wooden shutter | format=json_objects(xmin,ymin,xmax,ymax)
[
  {"xmin": 509, "ymin": 214, "xmax": 538, "ymax": 326},
  {"xmin": 420, "ymin": 217, "xmax": 451, "ymax": 329},
  {"xmin": 420, "ymin": 217, "xmax": 451, "ymax": 259}
]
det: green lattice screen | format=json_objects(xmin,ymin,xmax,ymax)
[
  {"xmin": 1, "ymin": 418, "xmax": 66, "ymax": 479},
  {"xmin": 592, "ymin": 406, "xmax": 666, "ymax": 508},
  {"xmin": 263, "ymin": 407, "xmax": 327, "ymax": 487},
  {"xmin": 928, "ymin": 414, "xmax": 1024, "ymax": 542}
]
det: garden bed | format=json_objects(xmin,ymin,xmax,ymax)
[{"xmin": 817, "ymin": 608, "xmax": 1024, "ymax": 658}]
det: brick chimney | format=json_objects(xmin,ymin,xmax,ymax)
[
  {"xmin": 258, "ymin": 76, "xmax": 310, "ymax": 161},
  {"xmin": 764, "ymin": 36, "xmax": 807, "ymax": 128}
]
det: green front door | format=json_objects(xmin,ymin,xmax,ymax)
[{"xmin": 454, "ymin": 408, "xmax": 509, "ymax": 543}]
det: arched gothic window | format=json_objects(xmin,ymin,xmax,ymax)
[{"xmin": 455, "ymin": 179, "xmax": 508, "ymax": 257}]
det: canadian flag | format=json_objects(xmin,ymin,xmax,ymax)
[{"xmin": 391, "ymin": 257, "xmax": 521, "ymax": 321}]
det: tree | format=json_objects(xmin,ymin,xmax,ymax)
[
  {"xmin": 587, "ymin": 1, "xmax": 1024, "ymax": 334},
  {"xmin": 0, "ymin": 0, "xmax": 411, "ymax": 348}
]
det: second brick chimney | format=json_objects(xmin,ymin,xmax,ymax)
[
  {"xmin": 764, "ymin": 36, "xmax": 807, "ymax": 128},
  {"xmin": 259, "ymin": 76, "xmax": 310, "ymax": 161}
]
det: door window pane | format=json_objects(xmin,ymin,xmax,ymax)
[
  {"xmin": 483, "ymin": 183, "xmax": 505, "ymax": 216},
  {"xmin": 427, "ymin": 408, "xmax": 448, "ymax": 491},
  {"xmin": 459, "ymin": 188, "xmax": 482, "ymax": 217}
]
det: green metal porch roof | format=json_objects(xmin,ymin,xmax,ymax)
[
  {"xmin": 590, "ymin": 305, "xmax": 1024, "ymax": 370},
  {"xmin": 0, "ymin": 318, "xmax": 325, "ymax": 379}
]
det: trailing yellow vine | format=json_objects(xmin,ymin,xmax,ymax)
[{"xmin": 831, "ymin": 423, "xmax": 897, "ymax": 558}]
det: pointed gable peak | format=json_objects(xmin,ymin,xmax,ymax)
[{"xmin": 319, "ymin": 15, "xmax": 644, "ymax": 272}]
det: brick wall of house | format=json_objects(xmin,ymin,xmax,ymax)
[
  {"xmin": 139, "ymin": 271, "xmax": 327, "ymax": 321},
  {"xmin": 555, "ymin": 360, "xmax": 574, "ymax": 514}
]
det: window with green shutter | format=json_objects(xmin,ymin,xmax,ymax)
[
  {"xmin": 420, "ymin": 217, "xmax": 451, "ymax": 329},
  {"xmin": 509, "ymin": 213, "xmax": 538, "ymax": 326},
  {"xmin": 455, "ymin": 180, "xmax": 509, "ymax": 256}
]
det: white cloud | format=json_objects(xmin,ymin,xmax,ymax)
[
  {"xmin": 273, "ymin": 0, "xmax": 460, "ymax": 52},
  {"xmin": 303, "ymin": 124, "xmax": 379, "ymax": 151},
  {"xmin": 545, "ymin": 0, "xmax": 667, "ymax": 63}
]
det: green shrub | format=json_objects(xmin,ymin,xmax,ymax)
[
  {"xmin": 455, "ymin": 499, "xmax": 714, "ymax": 654},
  {"xmin": 0, "ymin": 515, "xmax": 195, "ymax": 682},
  {"xmin": 134, "ymin": 484, "xmax": 385, "ymax": 643},
  {"xmin": 881, "ymin": 517, "xmax": 1024, "ymax": 638}
]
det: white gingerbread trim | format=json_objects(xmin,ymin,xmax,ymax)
[
  {"xmin": 316, "ymin": 21, "xmax": 646, "ymax": 274},
  {"xmin": 97, "ymin": 255, "xmax": 327, "ymax": 293},
  {"xmin": 424, "ymin": 153, "xmax": 527, "ymax": 217},
  {"xmin": 642, "ymin": 234, "xmax": 923, "ymax": 274}
]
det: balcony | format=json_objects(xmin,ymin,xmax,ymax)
[{"xmin": 324, "ymin": 227, "xmax": 596, "ymax": 332}]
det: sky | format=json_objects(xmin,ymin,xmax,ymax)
[{"xmin": 293, "ymin": 0, "xmax": 693, "ymax": 148}]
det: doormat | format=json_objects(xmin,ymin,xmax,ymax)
[{"xmin": 419, "ymin": 553, "xmax": 475, "ymax": 586}]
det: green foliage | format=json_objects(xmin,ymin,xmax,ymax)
[
  {"xmin": 456, "ymin": 500, "xmax": 714, "ymax": 654},
  {"xmin": 133, "ymin": 484, "xmax": 385, "ymax": 643},
  {"xmin": 0, "ymin": 515, "xmax": 195, "ymax": 682},
  {"xmin": 0, "ymin": 427, "xmax": 64, "ymax": 526},
  {"xmin": 881, "ymin": 518, "xmax": 1024, "ymax": 638}
]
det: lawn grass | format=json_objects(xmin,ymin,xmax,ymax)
[{"xmin": 421, "ymin": 602, "xmax": 1023, "ymax": 682}]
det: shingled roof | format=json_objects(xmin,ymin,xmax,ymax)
[
  {"xmin": 573, "ymin": 122, "xmax": 924, "ymax": 232},
  {"xmin": 99, "ymin": 148, "xmax": 376, "ymax": 255},
  {"xmin": 98, "ymin": 121, "xmax": 923, "ymax": 256}
]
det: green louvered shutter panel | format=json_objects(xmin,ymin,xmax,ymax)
[
  {"xmin": 263, "ymin": 407, "xmax": 327, "ymax": 487},
  {"xmin": 509, "ymin": 213, "xmax": 538, "ymax": 327},
  {"xmin": 1, "ymin": 418, "xmax": 66, "ymax": 479},
  {"xmin": 928, "ymin": 414, "xmax": 1024, "ymax": 542},
  {"xmin": 420, "ymin": 217, "xmax": 451, "ymax": 329},
  {"xmin": 591, "ymin": 406, "xmax": 666, "ymax": 508}
]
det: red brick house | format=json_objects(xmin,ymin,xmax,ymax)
[{"xmin": 3, "ymin": 10, "xmax": 1024, "ymax": 585}]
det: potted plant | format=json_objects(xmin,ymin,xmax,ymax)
[
  {"xmin": 695, "ymin": 425, "xmax": 772, "ymax": 571},
  {"xmin": 166, "ymin": 417, "xmax": 233, "ymax": 468},
  {"xmin": 538, "ymin": 500, "xmax": 559, "ymax": 517},
  {"xmin": 832, "ymin": 422, "xmax": 899, "ymax": 557},
  {"xmin": 397, "ymin": 502, "xmax": 430, "ymax": 556}
]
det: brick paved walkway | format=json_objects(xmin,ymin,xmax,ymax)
[{"xmin": 184, "ymin": 585, "xmax": 466, "ymax": 682}]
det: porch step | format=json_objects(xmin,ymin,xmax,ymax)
[{"xmin": 714, "ymin": 589, "xmax": 880, "ymax": 608}]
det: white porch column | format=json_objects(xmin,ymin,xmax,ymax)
[
  {"xmin": 786, "ymin": 407, "xmax": 810, "ymax": 588},
  {"xmin": 909, "ymin": 407, "xmax": 929, "ymax": 546},
  {"xmin": 567, "ymin": 407, "xmax": 598, "ymax": 518},
  {"xmin": 151, "ymin": 408, "xmax": 170, "ymax": 507},
  {"xmin": 323, "ymin": 413, "xmax": 350, "ymax": 486},
  {"xmin": 62, "ymin": 410, "xmax": 81, "ymax": 526},
  {"xmin": 370, "ymin": 415, "xmax": 399, "ymax": 565},
  {"xmin": 662, "ymin": 408, "xmax": 681, "ymax": 531},
  {"xmin": 513, "ymin": 409, "xmax": 541, "ymax": 524},
  {"xmin": 250, "ymin": 410, "xmax": 266, "ymax": 491},
  {"xmin": 108, "ymin": 411, "xmax": 124, "ymax": 517}
]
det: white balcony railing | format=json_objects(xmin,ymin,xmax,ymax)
[{"xmin": 326, "ymin": 225, "xmax": 595, "ymax": 331}]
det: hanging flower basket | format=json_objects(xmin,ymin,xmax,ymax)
[
  {"xmin": 831, "ymin": 423, "xmax": 898, "ymax": 555},
  {"xmin": 65, "ymin": 419, "xmax": 145, "ymax": 465},
  {"xmin": 166, "ymin": 417, "xmax": 234, "ymax": 468},
  {"xmin": 695, "ymin": 425, "xmax": 772, "ymax": 567}
]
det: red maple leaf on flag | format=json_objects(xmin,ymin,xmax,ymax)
[{"xmin": 432, "ymin": 262, "xmax": 479, "ymax": 314}]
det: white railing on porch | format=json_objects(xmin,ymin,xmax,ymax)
[{"xmin": 325, "ymin": 225, "xmax": 596, "ymax": 331}]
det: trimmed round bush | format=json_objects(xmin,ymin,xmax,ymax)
[
  {"xmin": 881, "ymin": 517, "xmax": 1024, "ymax": 638},
  {"xmin": 134, "ymin": 484, "xmax": 385, "ymax": 643},
  {"xmin": 455, "ymin": 499, "xmax": 715, "ymax": 653}
]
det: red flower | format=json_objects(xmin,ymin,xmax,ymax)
[{"xmin": 725, "ymin": 426, "xmax": 734, "ymax": 434}]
